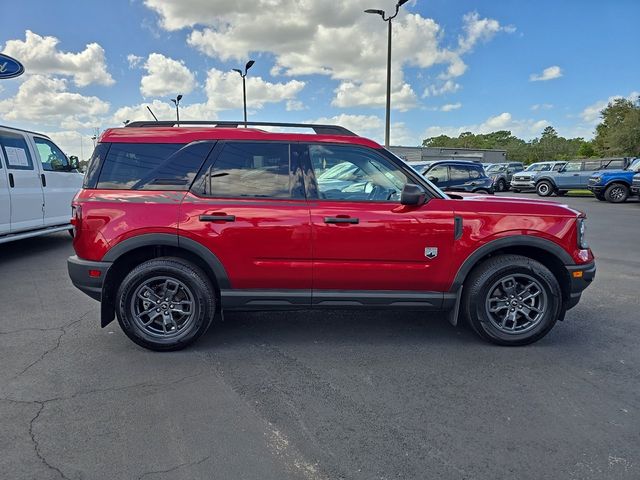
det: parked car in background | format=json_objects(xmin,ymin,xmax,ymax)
[
  {"xmin": 1, "ymin": 125, "xmax": 83, "ymax": 244},
  {"xmin": 587, "ymin": 158, "xmax": 640, "ymax": 203},
  {"xmin": 68, "ymin": 120, "xmax": 594, "ymax": 350},
  {"xmin": 485, "ymin": 162, "xmax": 525, "ymax": 192},
  {"xmin": 409, "ymin": 160, "xmax": 494, "ymax": 194},
  {"xmin": 511, "ymin": 161, "xmax": 567, "ymax": 192},
  {"xmin": 632, "ymin": 172, "xmax": 640, "ymax": 198},
  {"xmin": 534, "ymin": 158, "xmax": 629, "ymax": 197}
]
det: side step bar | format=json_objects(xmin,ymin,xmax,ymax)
[{"xmin": 0, "ymin": 225, "xmax": 72, "ymax": 245}]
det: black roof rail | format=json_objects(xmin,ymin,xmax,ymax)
[{"xmin": 124, "ymin": 120, "xmax": 357, "ymax": 136}]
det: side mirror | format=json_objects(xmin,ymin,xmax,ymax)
[
  {"xmin": 401, "ymin": 183, "xmax": 426, "ymax": 206},
  {"xmin": 69, "ymin": 156, "xmax": 80, "ymax": 170},
  {"xmin": 427, "ymin": 176, "xmax": 438, "ymax": 183}
]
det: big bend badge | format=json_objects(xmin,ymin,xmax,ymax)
[{"xmin": 424, "ymin": 247, "xmax": 438, "ymax": 259}]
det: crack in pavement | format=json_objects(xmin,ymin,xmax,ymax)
[
  {"xmin": 29, "ymin": 401, "xmax": 69, "ymax": 479},
  {"xmin": 11, "ymin": 310, "xmax": 93, "ymax": 379},
  {"xmin": 3, "ymin": 371, "xmax": 210, "ymax": 480},
  {"xmin": 137, "ymin": 454, "xmax": 211, "ymax": 479}
]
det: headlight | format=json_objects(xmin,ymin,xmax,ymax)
[
  {"xmin": 591, "ymin": 176, "xmax": 601, "ymax": 183},
  {"xmin": 577, "ymin": 218, "xmax": 588, "ymax": 249}
]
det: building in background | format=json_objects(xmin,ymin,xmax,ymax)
[{"xmin": 390, "ymin": 146, "xmax": 507, "ymax": 164}]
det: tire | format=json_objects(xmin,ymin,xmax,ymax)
[
  {"xmin": 604, "ymin": 183, "xmax": 629, "ymax": 203},
  {"xmin": 474, "ymin": 189, "xmax": 491, "ymax": 195},
  {"xmin": 556, "ymin": 190, "xmax": 567, "ymax": 197},
  {"xmin": 536, "ymin": 181, "xmax": 554, "ymax": 197},
  {"xmin": 461, "ymin": 254, "xmax": 562, "ymax": 346},
  {"xmin": 496, "ymin": 179, "xmax": 507, "ymax": 192},
  {"xmin": 116, "ymin": 257, "xmax": 216, "ymax": 351}
]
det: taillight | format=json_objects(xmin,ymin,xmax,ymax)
[{"xmin": 71, "ymin": 204, "xmax": 82, "ymax": 235}]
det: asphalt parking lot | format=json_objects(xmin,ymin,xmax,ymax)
[{"xmin": 1, "ymin": 193, "xmax": 639, "ymax": 480}]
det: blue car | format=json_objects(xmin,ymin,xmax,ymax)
[
  {"xmin": 408, "ymin": 160, "xmax": 494, "ymax": 194},
  {"xmin": 588, "ymin": 158, "xmax": 640, "ymax": 203}
]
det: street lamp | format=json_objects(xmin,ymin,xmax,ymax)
[
  {"xmin": 233, "ymin": 60, "xmax": 255, "ymax": 127},
  {"xmin": 365, "ymin": 0, "xmax": 410, "ymax": 147},
  {"xmin": 171, "ymin": 94, "xmax": 183, "ymax": 126}
]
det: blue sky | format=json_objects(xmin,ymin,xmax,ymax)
[{"xmin": 1, "ymin": 0, "xmax": 638, "ymax": 158}]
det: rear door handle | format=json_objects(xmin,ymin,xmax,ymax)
[
  {"xmin": 324, "ymin": 216, "xmax": 359, "ymax": 224},
  {"xmin": 199, "ymin": 214, "xmax": 236, "ymax": 222},
  {"xmin": 41, "ymin": 174, "xmax": 47, "ymax": 187},
  {"xmin": 8, "ymin": 173, "xmax": 14, "ymax": 188}
]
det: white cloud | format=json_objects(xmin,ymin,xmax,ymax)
[
  {"xmin": 531, "ymin": 103, "xmax": 554, "ymax": 111},
  {"xmin": 424, "ymin": 112, "xmax": 548, "ymax": 140},
  {"xmin": 140, "ymin": 53, "xmax": 197, "ymax": 97},
  {"xmin": 530, "ymin": 65, "xmax": 563, "ymax": 82},
  {"xmin": 112, "ymin": 67, "xmax": 305, "ymax": 124},
  {"xmin": 309, "ymin": 114, "xmax": 419, "ymax": 146},
  {"xmin": 440, "ymin": 103, "xmax": 462, "ymax": 112},
  {"xmin": 286, "ymin": 100, "xmax": 305, "ymax": 111},
  {"xmin": 423, "ymin": 80, "xmax": 461, "ymax": 97},
  {"xmin": 573, "ymin": 90, "xmax": 640, "ymax": 138},
  {"xmin": 2, "ymin": 30, "xmax": 114, "ymax": 87},
  {"xmin": 127, "ymin": 54, "xmax": 144, "ymax": 68},
  {"xmin": 458, "ymin": 12, "xmax": 515, "ymax": 53},
  {"xmin": 0, "ymin": 75, "xmax": 110, "ymax": 128},
  {"xmin": 204, "ymin": 69, "xmax": 305, "ymax": 110},
  {"xmin": 143, "ymin": 1, "xmax": 512, "ymax": 111}
]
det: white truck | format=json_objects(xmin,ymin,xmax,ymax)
[{"xmin": 0, "ymin": 125, "xmax": 83, "ymax": 244}]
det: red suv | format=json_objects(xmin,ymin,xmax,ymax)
[{"xmin": 68, "ymin": 121, "xmax": 595, "ymax": 351}]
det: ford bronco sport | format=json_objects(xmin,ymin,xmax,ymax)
[{"xmin": 68, "ymin": 121, "xmax": 595, "ymax": 351}]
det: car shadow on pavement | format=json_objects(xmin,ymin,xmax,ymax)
[{"xmin": 194, "ymin": 309, "xmax": 482, "ymax": 350}]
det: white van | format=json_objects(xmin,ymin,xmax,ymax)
[{"xmin": 0, "ymin": 125, "xmax": 84, "ymax": 244}]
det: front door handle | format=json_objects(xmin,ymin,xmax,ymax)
[
  {"xmin": 199, "ymin": 214, "xmax": 236, "ymax": 222},
  {"xmin": 41, "ymin": 174, "xmax": 47, "ymax": 187},
  {"xmin": 8, "ymin": 173, "xmax": 14, "ymax": 188},
  {"xmin": 324, "ymin": 216, "xmax": 359, "ymax": 224}
]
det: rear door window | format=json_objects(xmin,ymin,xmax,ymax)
[
  {"xmin": 196, "ymin": 142, "xmax": 299, "ymax": 199},
  {"xmin": 450, "ymin": 166, "xmax": 470, "ymax": 181},
  {"xmin": 96, "ymin": 142, "xmax": 212, "ymax": 190}
]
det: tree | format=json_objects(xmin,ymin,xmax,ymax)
[
  {"xmin": 593, "ymin": 97, "xmax": 640, "ymax": 157},
  {"xmin": 577, "ymin": 142, "xmax": 596, "ymax": 158}
]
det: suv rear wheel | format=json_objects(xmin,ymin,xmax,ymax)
[
  {"xmin": 495, "ymin": 179, "xmax": 507, "ymax": 192},
  {"xmin": 462, "ymin": 254, "xmax": 562, "ymax": 346},
  {"xmin": 116, "ymin": 257, "xmax": 216, "ymax": 351},
  {"xmin": 604, "ymin": 183, "xmax": 629, "ymax": 203}
]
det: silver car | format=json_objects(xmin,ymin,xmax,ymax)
[{"xmin": 511, "ymin": 161, "xmax": 567, "ymax": 192}]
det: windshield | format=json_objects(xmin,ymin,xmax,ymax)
[
  {"xmin": 486, "ymin": 164, "xmax": 506, "ymax": 173},
  {"xmin": 525, "ymin": 163, "xmax": 551, "ymax": 172}
]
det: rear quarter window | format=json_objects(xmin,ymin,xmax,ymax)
[{"xmin": 95, "ymin": 142, "xmax": 213, "ymax": 190}]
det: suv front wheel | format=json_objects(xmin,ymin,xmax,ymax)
[
  {"xmin": 116, "ymin": 257, "xmax": 216, "ymax": 351},
  {"xmin": 536, "ymin": 181, "xmax": 554, "ymax": 197},
  {"xmin": 462, "ymin": 254, "xmax": 562, "ymax": 346}
]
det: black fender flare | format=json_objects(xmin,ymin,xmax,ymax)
[
  {"xmin": 534, "ymin": 176, "xmax": 557, "ymax": 188},
  {"xmin": 449, "ymin": 235, "xmax": 574, "ymax": 292},
  {"xmin": 100, "ymin": 233, "xmax": 230, "ymax": 327}
]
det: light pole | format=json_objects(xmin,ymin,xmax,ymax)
[
  {"xmin": 365, "ymin": 0, "xmax": 409, "ymax": 147},
  {"xmin": 233, "ymin": 60, "xmax": 255, "ymax": 127},
  {"xmin": 171, "ymin": 94, "xmax": 183, "ymax": 126}
]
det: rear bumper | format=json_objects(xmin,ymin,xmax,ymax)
[
  {"xmin": 67, "ymin": 255, "xmax": 111, "ymax": 301},
  {"xmin": 565, "ymin": 261, "xmax": 596, "ymax": 310}
]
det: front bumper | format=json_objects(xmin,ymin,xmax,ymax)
[
  {"xmin": 510, "ymin": 179, "xmax": 535, "ymax": 189},
  {"xmin": 67, "ymin": 255, "xmax": 111, "ymax": 301},
  {"xmin": 587, "ymin": 184, "xmax": 604, "ymax": 194},
  {"xmin": 565, "ymin": 261, "xmax": 596, "ymax": 310},
  {"xmin": 631, "ymin": 182, "xmax": 640, "ymax": 194}
]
